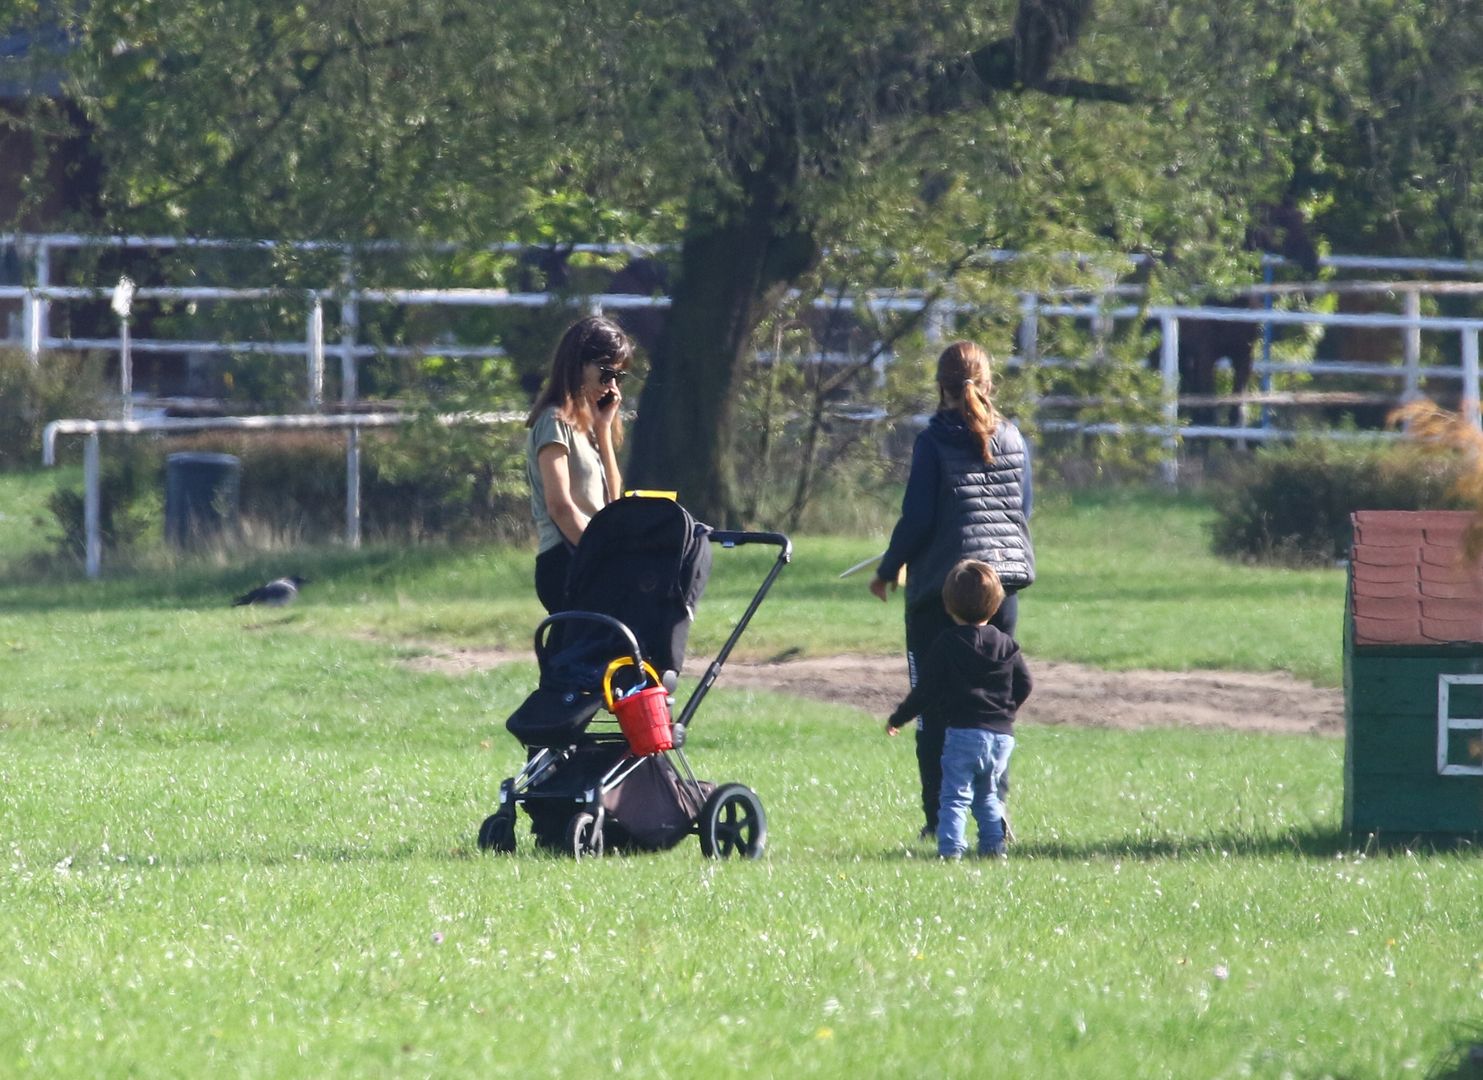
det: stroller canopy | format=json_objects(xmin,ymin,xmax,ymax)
[{"xmin": 563, "ymin": 496, "xmax": 713, "ymax": 675}]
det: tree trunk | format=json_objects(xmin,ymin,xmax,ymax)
[{"xmin": 627, "ymin": 179, "xmax": 815, "ymax": 526}]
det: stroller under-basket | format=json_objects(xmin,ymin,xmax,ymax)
[{"xmin": 477, "ymin": 495, "xmax": 791, "ymax": 859}]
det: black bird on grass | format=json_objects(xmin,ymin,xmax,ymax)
[{"xmin": 232, "ymin": 575, "xmax": 307, "ymax": 607}]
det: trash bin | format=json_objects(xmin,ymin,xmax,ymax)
[{"xmin": 164, "ymin": 452, "xmax": 241, "ymax": 549}]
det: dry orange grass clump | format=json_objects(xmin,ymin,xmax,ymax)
[{"xmin": 1391, "ymin": 400, "xmax": 1483, "ymax": 560}]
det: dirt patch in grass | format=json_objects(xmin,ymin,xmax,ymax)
[{"xmin": 401, "ymin": 647, "xmax": 1341, "ymax": 737}]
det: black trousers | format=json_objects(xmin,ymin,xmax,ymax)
[
  {"xmin": 904, "ymin": 590, "xmax": 1019, "ymax": 831},
  {"xmin": 534, "ymin": 543, "xmax": 573, "ymax": 614}
]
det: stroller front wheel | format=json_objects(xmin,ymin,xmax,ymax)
[
  {"xmin": 566, "ymin": 811, "xmax": 605, "ymax": 859},
  {"xmin": 699, "ymin": 783, "xmax": 767, "ymax": 860},
  {"xmin": 478, "ymin": 810, "xmax": 517, "ymax": 854}
]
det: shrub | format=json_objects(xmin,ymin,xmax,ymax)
[
  {"xmin": 46, "ymin": 440, "xmax": 160, "ymax": 559},
  {"xmin": 0, "ymin": 347, "xmax": 110, "ymax": 470},
  {"xmin": 1209, "ymin": 437, "xmax": 1470, "ymax": 564},
  {"xmin": 45, "ymin": 425, "xmax": 536, "ymax": 558}
]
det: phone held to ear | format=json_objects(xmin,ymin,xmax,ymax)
[{"xmin": 598, "ymin": 390, "xmax": 617, "ymax": 407}]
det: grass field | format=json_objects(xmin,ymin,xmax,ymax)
[
  {"xmin": 3, "ymin": 477, "xmax": 1345, "ymax": 683},
  {"xmin": 1, "ymin": 474, "xmax": 1479, "ymax": 1077}
]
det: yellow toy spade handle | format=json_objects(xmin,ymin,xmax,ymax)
[{"xmin": 602, "ymin": 656, "xmax": 662, "ymax": 712}]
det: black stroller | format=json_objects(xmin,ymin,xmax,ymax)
[{"xmin": 477, "ymin": 495, "xmax": 791, "ymax": 859}]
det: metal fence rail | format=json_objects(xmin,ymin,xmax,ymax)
[
  {"xmin": 16, "ymin": 232, "xmax": 1483, "ymax": 577},
  {"xmin": 10, "ymin": 280, "xmax": 1481, "ymax": 419}
]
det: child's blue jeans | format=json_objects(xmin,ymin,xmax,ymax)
[{"xmin": 938, "ymin": 729, "xmax": 1015, "ymax": 857}]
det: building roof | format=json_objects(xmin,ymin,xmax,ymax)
[{"xmin": 1350, "ymin": 510, "xmax": 1483, "ymax": 647}]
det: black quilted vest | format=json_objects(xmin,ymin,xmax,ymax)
[{"xmin": 906, "ymin": 415, "xmax": 1035, "ymax": 608}]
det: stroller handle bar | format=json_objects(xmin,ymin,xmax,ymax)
[
  {"xmin": 708, "ymin": 530, "xmax": 792, "ymax": 562},
  {"xmin": 672, "ymin": 527, "xmax": 793, "ymax": 729}
]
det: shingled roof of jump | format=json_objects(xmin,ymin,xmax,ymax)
[{"xmin": 1350, "ymin": 510, "xmax": 1483, "ymax": 647}]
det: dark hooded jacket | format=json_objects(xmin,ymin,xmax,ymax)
[
  {"xmin": 877, "ymin": 411, "xmax": 1034, "ymax": 609},
  {"xmin": 886, "ymin": 623, "xmax": 1031, "ymax": 735}
]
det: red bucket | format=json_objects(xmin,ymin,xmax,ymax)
[
  {"xmin": 603, "ymin": 656, "xmax": 674, "ymax": 756},
  {"xmin": 613, "ymin": 686, "xmax": 674, "ymax": 756}
]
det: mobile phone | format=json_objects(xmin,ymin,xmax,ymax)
[{"xmin": 598, "ymin": 390, "xmax": 617, "ymax": 407}]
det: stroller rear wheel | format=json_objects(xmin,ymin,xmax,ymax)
[
  {"xmin": 477, "ymin": 810, "xmax": 517, "ymax": 854},
  {"xmin": 698, "ymin": 783, "xmax": 766, "ymax": 859},
  {"xmin": 566, "ymin": 811, "xmax": 605, "ymax": 859}
]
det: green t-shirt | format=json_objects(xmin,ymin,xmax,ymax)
[{"xmin": 526, "ymin": 406, "xmax": 608, "ymax": 553}]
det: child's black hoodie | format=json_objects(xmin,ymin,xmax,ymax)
[{"xmin": 887, "ymin": 623, "xmax": 1031, "ymax": 736}]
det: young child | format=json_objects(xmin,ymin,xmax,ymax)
[{"xmin": 885, "ymin": 559, "xmax": 1032, "ymax": 859}]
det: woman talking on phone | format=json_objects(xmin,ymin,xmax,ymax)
[{"xmin": 524, "ymin": 315, "xmax": 633, "ymax": 613}]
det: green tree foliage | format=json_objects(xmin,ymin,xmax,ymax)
[
  {"xmin": 0, "ymin": 347, "xmax": 109, "ymax": 469},
  {"xmin": 1272, "ymin": 1, "xmax": 1483, "ymax": 258},
  {"xmin": 27, "ymin": 0, "xmax": 1483, "ymax": 519}
]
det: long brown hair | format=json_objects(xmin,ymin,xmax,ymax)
[
  {"xmin": 936, "ymin": 341, "xmax": 1001, "ymax": 464},
  {"xmin": 524, "ymin": 315, "xmax": 634, "ymax": 442}
]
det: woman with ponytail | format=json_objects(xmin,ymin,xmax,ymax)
[{"xmin": 869, "ymin": 340, "xmax": 1035, "ymax": 841}]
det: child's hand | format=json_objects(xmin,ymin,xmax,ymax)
[{"xmin": 885, "ymin": 723, "xmax": 900, "ymax": 737}]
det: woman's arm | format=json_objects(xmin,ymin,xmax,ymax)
[
  {"xmin": 537, "ymin": 443, "xmax": 590, "ymax": 545},
  {"xmin": 874, "ymin": 433, "xmax": 939, "ymax": 591},
  {"xmin": 593, "ymin": 388, "xmax": 623, "ymax": 502},
  {"xmin": 595, "ymin": 429, "xmax": 622, "ymax": 504}
]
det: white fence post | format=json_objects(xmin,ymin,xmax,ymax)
[
  {"xmin": 1093, "ymin": 290, "xmax": 1113, "ymax": 364},
  {"xmin": 1462, "ymin": 328, "xmax": 1480, "ymax": 429},
  {"xmin": 340, "ymin": 260, "xmax": 359, "ymax": 404},
  {"xmin": 23, "ymin": 286, "xmax": 40, "ymax": 363},
  {"xmin": 1403, "ymin": 288, "xmax": 1422, "ymax": 401},
  {"xmin": 345, "ymin": 426, "xmax": 361, "ymax": 548},
  {"xmin": 1159, "ymin": 313, "xmax": 1180, "ymax": 486},
  {"xmin": 119, "ymin": 316, "xmax": 132, "ymax": 420},
  {"xmin": 1018, "ymin": 293, "xmax": 1039, "ymax": 366},
  {"xmin": 924, "ymin": 300, "xmax": 946, "ymax": 344},
  {"xmin": 307, "ymin": 295, "xmax": 324, "ymax": 410},
  {"xmin": 33, "ymin": 240, "xmax": 49, "ymax": 364},
  {"xmin": 84, "ymin": 433, "xmax": 101, "ymax": 580}
]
